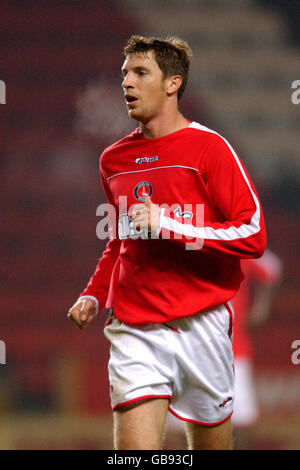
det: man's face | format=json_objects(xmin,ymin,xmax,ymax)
[{"xmin": 121, "ymin": 51, "xmax": 168, "ymax": 123}]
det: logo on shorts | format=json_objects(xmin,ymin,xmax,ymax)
[
  {"xmin": 219, "ymin": 397, "xmax": 232, "ymax": 408},
  {"xmin": 134, "ymin": 181, "xmax": 153, "ymax": 202}
]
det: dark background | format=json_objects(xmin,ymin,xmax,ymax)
[{"xmin": 0, "ymin": 0, "xmax": 299, "ymax": 449}]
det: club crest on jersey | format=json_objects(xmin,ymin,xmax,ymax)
[{"xmin": 134, "ymin": 181, "xmax": 153, "ymax": 201}]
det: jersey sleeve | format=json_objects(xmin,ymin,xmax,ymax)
[
  {"xmin": 80, "ymin": 170, "xmax": 121, "ymax": 311},
  {"xmin": 159, "ymin": 136, "xmax": 267, "ymax": 259}
]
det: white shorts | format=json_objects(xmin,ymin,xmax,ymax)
[
  {"xmin": 104, "ymin": 303, "xmax": 234, "ymax": 426},
  {"xmin": 232, "ymin": 357, "xmax": 259, "ymax": 427}
]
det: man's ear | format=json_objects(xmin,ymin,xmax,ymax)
[{"xmin": 166, "ymin": 75, "xmax": 182, "ymax": 97}]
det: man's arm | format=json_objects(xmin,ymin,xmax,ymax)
[
  {"xmin": 133, "ymin": 137, "xmax": 266, "ymax": 259},
  {"xmin": 68, "ymin": 172, "xmax": 121, "ymax": 329}
]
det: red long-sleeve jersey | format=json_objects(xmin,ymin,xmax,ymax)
[{"xmin": 80, "ymin": 122, "xmax": 267, "ymax": 324}]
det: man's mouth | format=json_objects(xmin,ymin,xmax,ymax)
[{"xmin": 125, "ymin": 95, "xmax": 138, "ymax": 105}]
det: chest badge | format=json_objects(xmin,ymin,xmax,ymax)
[{"xmin": 134, "ymin": 181, "xmax": 153, "ymax": 202}]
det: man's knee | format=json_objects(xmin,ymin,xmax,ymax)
[
  {"xmin": 113, "ymin": 397, "xmax": 169, "ymax": 450},
  {"xmin": 185, "ymin": 417, "xmax": 232, "ymax": 450}
]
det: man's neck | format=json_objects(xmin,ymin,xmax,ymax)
[{"xmin": 139, "ymin": 112, "xmax": 190, "ymax": 139}]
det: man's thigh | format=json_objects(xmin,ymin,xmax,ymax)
[
  {"xmin": 168, "ymin": 304, "xmax": 234, "ymax": 425},
  {"xmin": 113, "ymin": 398, "xmax": 170, "ymax": 450},
  {"xmin": 185, "ymin": 417, "xmax": 232, "ymax": 450}
]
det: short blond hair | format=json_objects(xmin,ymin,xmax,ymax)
[{"xmin": 123, "ymin": 35, "xmax": 193, "ymax": 100}]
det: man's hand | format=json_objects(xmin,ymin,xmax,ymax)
[
  {"xmin": 68, "ymin": 298, "xmax": 97, "ymax": 330},
  {"xmin": 131, "ymin": 196, "xmax": 161, "ymax": 235}
]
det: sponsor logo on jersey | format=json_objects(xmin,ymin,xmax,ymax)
[
  {"xmin": 134, "ymin": 181, "xmax": 153, "ymax": 202},
  {"xmin": 135, "ymin": 156, "xmax": 159, "ymax": 164},
  {"xmin": 173, "ymin": 205, "xmax": 194, "ymax": 220}
]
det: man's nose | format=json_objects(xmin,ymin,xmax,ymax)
[{"xmin": 122, "ymin": 73, "xmax": 134, "ymax": 89}]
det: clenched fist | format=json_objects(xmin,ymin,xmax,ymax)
[
  {"xmin": 131, "ymin": 196, "xmax": 161, "ymax": 235},
  {"xmin": 68, "ymin": 297, "xmax": 97, "ymax": 330}
]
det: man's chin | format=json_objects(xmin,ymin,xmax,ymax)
[{"xmin": 128, "ymin": 109, "xmax": 143, "ymax": 121}]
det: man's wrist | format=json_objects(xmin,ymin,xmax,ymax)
[
  {"xmin": 151, "ymin": 207, "xmax": 165, "ymax": 237},
  {"xmin": 78, "ymin": 295, "xmax": 99, "ymax": 315},
  {"xmin": 156, "ymin": 207, "xmax": 166, "ymax": 235}
]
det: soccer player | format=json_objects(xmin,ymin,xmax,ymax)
[
  {"xmin": 67, "ymin": 35, "xmax": 267, "ymax": 450},
  {"xmin": 232, "ymin": 249, "xmax": 282, "ymax": 449}
]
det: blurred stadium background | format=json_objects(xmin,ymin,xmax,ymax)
[{"xmin": 0, "ymin": 0, "xmax": 299, "ymax": 450}]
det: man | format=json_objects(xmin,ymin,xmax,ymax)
[
  {"xmin": 232, "ymin": 250, "xmax": 282, "ymax": 449},
  {"xmin": 68, "ymin": 35, "xmax": 266, "ymax": 450}
]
